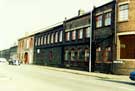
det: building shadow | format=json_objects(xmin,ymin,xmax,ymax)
[{"xmin": 98, "ymin": 78, "xmax": 135, "ymax": 86}]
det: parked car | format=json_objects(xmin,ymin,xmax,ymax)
[
  {"xmin": 129, "ymin": 71, "xmax": 135, "ymax": 81},
  {"xmin": 0, "ymin": 58, "xmax": 7, "ymax": 63},
  {"xmin": 8, "ymin": 58, "xmax": 21, "ymax": 65}
]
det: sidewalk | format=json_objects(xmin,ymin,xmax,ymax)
[{"xmin": 29, "ymin": 64, "xmax": 131, "ymax": 82}]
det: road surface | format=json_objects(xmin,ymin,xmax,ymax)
[{"xmin": 0, "ymin": 63, "xmax": 134, "ymax": 91}]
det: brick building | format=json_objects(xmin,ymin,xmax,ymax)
[
  {"xmin": 18, "ymin": 34, "xmax": 34, "ymax": 64},
  {"xmin": 34, "ymin": 23, "xmax": 64, "ymax": 66},
  {"xmin": 92, "ymin": 1, "xmax": 116, "ymax": 73},
  {"xmin": 113, "ymin": 0, "xmax": 135, "ymax": 75},
  {"xmin": 64, "ymin": 11, "xmax": 91, "ymax": 71}
]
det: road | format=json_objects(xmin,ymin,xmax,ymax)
[{"xmin": 0, "ymin": 63, "xmax": 135, "ymax": 91}]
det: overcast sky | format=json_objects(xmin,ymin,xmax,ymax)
[{"xmin": 0, "ymin": 0, "xmax": 112, "ymax": 50}]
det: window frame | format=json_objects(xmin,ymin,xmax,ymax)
[
  {"xmin": 72, "ymin": 30, "xmax": 76, "ymax": 40},
  {"xmin": 104, "ymin": 12, "xmax": 112, "ymax": 26},
  {"xmin": 118, "ymin": 3, "xmax": 129, "ymax": 22},
  {"xmin": 78, "ymin": 29, "xmax": 83, "ymax": 39},
  {"xmin": 96, "ymin": 15, "xmax": 103, "ymax": 28}
]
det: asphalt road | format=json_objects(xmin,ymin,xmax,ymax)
[{"xmin": 0, "ymin": 63, "xmax": 135, "ymax": 91}]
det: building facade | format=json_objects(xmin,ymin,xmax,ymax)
[
  {"xmin": 9, "ymin": 46, "xmax": 17, "ymax": 60},
  {"xmin": 34, "ymin": 23, "xmax": 64, "ymax": 66},
  {"xmin": 18, "ymin": 35, "xmax": 34, "ymax": 64},
  {"xmin": 0, "ymin": 49, "xmax": 10, "ymax": 60},
  {"xmin": 92, "ymin": 1, "xmax": 116, "ymax": 73},
  {"xmin": 63, "ymin": 12, "xmax": 91, "ymax": 71},
  {"xmin": 113, "ymin": 0, "xmax": 135, "ymax": 75}
]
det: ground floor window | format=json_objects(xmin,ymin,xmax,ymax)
[
  {"xmin": 119, "ymin": 35, "xmax": 135, "ymax": 59},
  {"xmin": 64, "ymin": 46, "xmax": 89, "ymax": 62},
  {"xmin": 77, "ymin": 48, "xmax": 84, "ymax": 61},
  {"xmin": 71, "ymin": 49, "xmax": 76, "ymax": 61},
  {"xmin": 96, "ymin": 47, "xmax": 111, "ymax": 63},
  {"xmin": 96, "ymin": 47, "xmax": 102, "ymax": 62},
  {"xmin": 65, "ymin": 50, "xmax": 70, "ymax": 61},
  {"xmin": 103, "ymin": 47, "xmax": 111, "ymax": 62},
  {"xmin": 85, "ymin": 48, "xmax": 89, "ymax": 62}
]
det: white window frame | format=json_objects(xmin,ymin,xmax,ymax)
[
  {"xmin": 55, "ymin": 32, "xmax": 58, "ymax": 43},
  {"xmin": 119, "ymin": 4, "xmax": 129, "ymax": 22},
  {"xmin": 72, "ymin": 30, "xmax": 76, "ymax": 40},
  {"xmin": 96, "ymin": 15, "xmax": 102, "ymax": 28},
  {"xmin": 38, "ymin": 37, "xmax": 40, "ymax": 46},
  {"xmin": 44, "ymin": 35, "xmax": 46, "ymax": 45},
  {"xmin": 47, "ymin": 34, "xmax": 50, "ymax": 44},
  {"xmin": 78, "ymin": 29, "xmax": 83, "ymax": 39},
  {"xmin": 51, "ymin": 33, "xmax": 54, "ymax": 44},
  {"xmin": 59, "ymin": 31, "xmax": 63, "ymax": 42},
  {"xmin": 66, "ymin": 32, "xmax": 70, "ymax": 41},
  {"xmin": 86, "ymin": 27, "xmax": 90, "ymax": 38},
  {"xmin": 105, "ymin": 12, "xmax": 111, "ymax": 26},
  {"xmin": 41, "ymin": 36, "xmax": 44, "ymax": 45}
]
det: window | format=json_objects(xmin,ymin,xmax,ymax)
[
  {"xmin": 105, "ymin": 12, "xmax": 111, "ymax": 26},
  {"xmin": 71, "ymin": 49, "xmax": 75, "ymax": 61},
  {"xmin": 66, "ymin": 32, "xmax": 70, "ymax": 41},
  {"xmin": 55, "ymin": 32, "xmax": 58, "ymax": 43},
  {"xmin": 96, "ymin": 15, "xmax": 102, "ymax": 28},
  {"xmin": 96, "ymin": 47, "xmax": 102, "ymax": 62},
  {"xmin": 65, "ymin": 50, "xmax": 70, "ymax": 61},
  {"xmin": 44, "ymin": 35, "xmax": 46, "ymax": 45},
  {"xmin": 30, "ymin": 38, "xmax": 33, "ymax": 48},
  {"xmin": 35, "ymin": 38, "xmax": 38, "ymax": 46},
  {"xmin": 119, "ymin": 4, "xmax": 128, "ymax": 21},
  {"xmin": 78, "ymin": 29, "xmax": 83, "ymax": 39},
  {"xmin": 38, "ymin": 37, "xmax": 40, "ymax": 46},
  {"xmin": 77, "ymin": 48, "xmax": 84, "ymax": 61},
  {"xmin": 41, "ymin": 36, "xmax": 44, "ymax": 45},
  {"xmin": 85, "ymin": 49, "xmax": 89, "ymax": 62},
  {"xmin": 51, "ymin": 33, "xmax": 54, "ymax": 44},
  {"xmin": 59, "ymin": 31, "xmax": 63, "ymax": 42},
  {"xmin": 103, "ymin": 47, "xmax": 111, "ymax": 62},
  {"xmin": 26, "ymin": 39, "xmax": 29, "ymax": 48},
  {"xmin": 72, "ymin": 30, "xmax": 76, "ymax": 40},
  {"xmin": 47, "ymin": 34, "xmax": 50, "ymax": 44},
  {"xmin": 85, "ymin": 27, "xmax": 90, "ymax": 38}
]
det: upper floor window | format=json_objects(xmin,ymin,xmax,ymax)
[
  {"xmin": 59, "ymin": 31, "xmax": 63, "ymax": 42},
  {"xmin": 41, "ymin": 36, "xmax": 44, "ymax": 45},
  {"xmin": 96, "ymin": 15, "xmax": 102, "ymax": 28},
  {"xmin": 30, "ymin": 38, "xmax": 33, "ymax": 48},
  {"xmin": 55, "ymin": 32, "xmax": 58, "ymax": 43},
  {"xmin": 47, "ymin": 34, "xmax": 50, "ymax": 44},
  {"xmin": 38, "ymin": 37, "xmax": 40, "ymax": 46},
  {"xmin": 78, "ymin": 29, "xmax": 83, "ymax": 39},
  {"xmin": 51, "ymin": 33, "xmax": 54, "ymax": 44},
  {"xmin": 119, "ymin": 4, "xmax": 129, "ymax": 21},
  {"xmin": 35, "ymin": 38, "xmax": 37, "ymax": 46},
  {"xmin": 85, "ymin": 27, "xmax": 90, "ymax": 38},
  {"xmin": 105, "ymin": 12, "xmax": 111, "ymax": 26},
  {"xmin": 66, "ymin": 32, "xmax": 70, "ymax": 41},
  {"xmin": 44, "ymin": 35, "xmax": 46, "ymax": 45},
  {"xmin": 26, "ymin": 39, "xmax": 29, "ymax": 48},
  {"xmin": 72, "ymin": 30, "xmax": 76, "ymax": 40}
]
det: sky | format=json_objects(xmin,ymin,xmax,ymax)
[{"xmin": 0, "ymin": 0, "xmax": 112, "ymax": 50}]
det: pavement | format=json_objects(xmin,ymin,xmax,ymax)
[{"xmin": 29, "ymin": 64, "xmax": 131, "ymax": 82}]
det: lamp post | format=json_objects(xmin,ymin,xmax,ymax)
[{"xmin": 89, "ymin": 11, "xmax": 93, "ymax": 72}]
